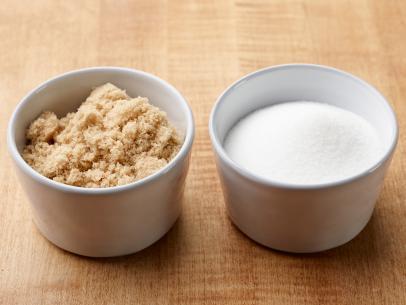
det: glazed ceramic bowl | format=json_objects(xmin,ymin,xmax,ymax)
[
  {"xmin": 209, "ymin": 64, "xmax": 398, "ymax": 253},
  {"xmin": 7, "ymin": 67, "xmax": 194, "ymax": 257}
]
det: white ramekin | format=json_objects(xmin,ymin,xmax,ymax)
[
  {"xmin": 209, "ymin": 64, "xmax": 398, "ymax": 253},
  {"xmin": 7, "ymin": 67, "xmax": 194, "ymax": 257}
]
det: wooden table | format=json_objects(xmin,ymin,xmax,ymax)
[{"xmin": 1, "ymin": 1, "xmax": 405, "ymax": 304}]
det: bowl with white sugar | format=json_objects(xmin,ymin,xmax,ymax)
[{"xmin": 209, "ymin": 64, "xmax": 398, "ymax": 253}]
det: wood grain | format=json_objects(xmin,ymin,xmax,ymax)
[{"xmin": 0, "ymin": 0, "xmax": 405, "ymax": 304}]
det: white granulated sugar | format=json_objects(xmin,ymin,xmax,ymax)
[{"xmin": 224, "ymin": 101, "xmax": 383, "ymax": 185}]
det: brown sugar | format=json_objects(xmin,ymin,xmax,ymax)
[{"xmin": 22, "ymin": 83, "xmax": 182, "ymax": 188}]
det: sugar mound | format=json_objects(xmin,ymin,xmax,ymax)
[
  {"xmin": 224, "ymin": 101, "xmax": 383, "ymax": 185},
  {"xmin": 23, "ymin": 83, "xmax": 181, "ymax": 188}
]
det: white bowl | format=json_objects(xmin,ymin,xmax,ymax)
[
  {"xmin": 7, "ymin": 67, "xmax": 194, "ymax": 257},
  {"xmin": 209, "ymin": 64, "xmax": 398, "ymax": 253}
]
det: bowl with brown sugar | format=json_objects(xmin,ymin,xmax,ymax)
[{"xmin": 7, "ymin": 67, "xmax": 194, "ymax": 257}]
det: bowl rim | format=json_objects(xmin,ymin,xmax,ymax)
[
  {"xmin": 209, "ymin": 63, "xmax": 399, "ymax": 190},
  {"xmin": 7, "ymin": 66, "xmax": 195, "ymax": 194}
]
